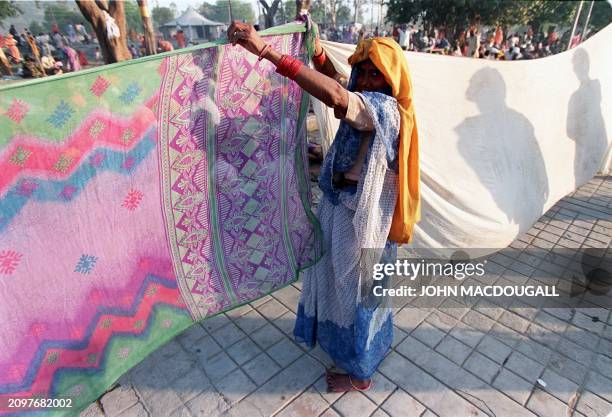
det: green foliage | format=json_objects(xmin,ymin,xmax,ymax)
[
  {"xmin": 386, "ymin": 0, "xmax": 610, "ymax": 36},
  {"xmin": 0, "ymin": 0, "xmax": 20, "ymax": 22},
  {"xmin": 276, "ymin": 0, "xmax": 296, "ymax": 23},
  {"xmin": 336, "ymin": 4, "xmax": 351, "ymax": 25},
  {"xmin": 200, "ymin": 1, "xmax": 255, "ymax": 24},
  {"xmin": 43, "ymin": 3, "xmax": 85, "ymax": 32},
  {"xmin": 29, "ymin": 20, "xmax": 44, "ymax": 35},
  {"xmin": 310, "ymin": 0, "xmax": 327, "ymax": 23},
  {"xmin": 124, "ymin": 0, "xmax": 144, "ymax": 32},
  {"xmin": 152, "ymin": 6, "xmax": 175, "ymax": 28}
]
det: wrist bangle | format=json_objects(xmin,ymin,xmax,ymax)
[
  {"xmin": 275, "ymin": 54, "xmax": 303, "ymax": 80},
  {"xmin": 312, "ymin": 49, "xmax": 326, "ymax": 66},
  {"xmin": 258, "ymin": 44, "xmax": 271, "ymax": 61}
]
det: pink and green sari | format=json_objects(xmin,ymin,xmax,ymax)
[{"xmin": 0, "ymin": 23, "xmax": 320, "ymax": 416}]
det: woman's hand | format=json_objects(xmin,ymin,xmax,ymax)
[{"xmin": 227, "ymin": 21, "xmax": 266, "ymax": 57}]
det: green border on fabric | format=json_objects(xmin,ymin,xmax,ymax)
[
  {"xmin": 205, "ymin": 48, "xmax": 238, "ymax": 306},
  {"xmin": 0, "ymin": 23, "xmax": 306, "ymax": 93}
]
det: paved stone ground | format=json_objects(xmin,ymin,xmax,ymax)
[{"xmin": 80, "ymin": 175, "xmax": 611, "ymax": 417}]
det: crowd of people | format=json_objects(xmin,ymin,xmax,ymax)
[
  {"xmin": 321, "ymin": 23, "xmax": 587, "ymax": 60},
  {"xmin": 0, "ymin": 23, "xmax": 96, "ymax": 79}
]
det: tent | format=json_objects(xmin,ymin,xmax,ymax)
[{"xmin": 161, "ymin": 7, "xmax": 225, "ymax": 43}]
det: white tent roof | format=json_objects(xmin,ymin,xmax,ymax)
[{"xmin": 162, "ymin": 7, "xmax": 224, "ymax": 27}]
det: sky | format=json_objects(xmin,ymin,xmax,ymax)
[{"xmin": 154, "ymin": 0, "xmax": 384, "ymax": 27}]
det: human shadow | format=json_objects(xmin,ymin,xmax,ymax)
[
  {"xmin": 456, "ymin": 68, "xmax": 549, "ymax": 228},
  {"xmin": 566, "ymin": 48, "xmax": 608, "ymax": 189}
]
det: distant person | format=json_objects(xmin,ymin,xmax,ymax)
[
  {"xmin": 5, "ymin": 34, "xmax": 21, "ymax": 63},
  {"xmin": 94, "ymin": 46, "xmax": 102, "ymax": 62},
  {"xmin": 176, "ymin": 30, "xmax": 186, "ymax": 48},
  {"xmin": 397, "ymin": 24, "xmax": 409, "ymax": 50}
]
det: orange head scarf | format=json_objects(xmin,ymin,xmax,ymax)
[{"xmin": 348, "ymin": 37, "xmax": 420, "ymax": 243}]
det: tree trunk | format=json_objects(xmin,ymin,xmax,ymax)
[
  {"xmin": 295, "ymin": 0, "xmax": 310, "ymax": 19},
  {"xmin": 75, "ymin": 0, "xmax": 132, "ymax": 64},
  {"xmin": 260, "ymin": 0, "xmax": 281, "ymax": 28},
  {"xmin": 137, "ymin": 0, "xmax": 156, "ymax": 56}
]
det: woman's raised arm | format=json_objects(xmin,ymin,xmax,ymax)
[{"xmin": 228, "ymin": 21, "xmax": 349, "ymax": 119}]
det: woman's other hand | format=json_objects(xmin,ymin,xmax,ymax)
[{"xmin": 227, "ymin": 21, "xmax": 266, "ymax": 57}]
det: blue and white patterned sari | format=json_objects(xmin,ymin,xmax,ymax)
[{"xmin": 294, "ymin": 73, "xmax": 400, "ymax": 379}]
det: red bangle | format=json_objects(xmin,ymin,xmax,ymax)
[
  {"xmin": 258, "ymin": 44, "xmax": 270, "ymax": 61},
  {"xmin": 312, "ymin": 50, "xmax": 326, "ymax": 66},
  {"xmin": 275, "ymin": 54, "xmax": 303, "ymax": 80}
]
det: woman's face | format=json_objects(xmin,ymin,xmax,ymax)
[{"xmin": 354, "ymin": 60, "xmax": 390, "ymax": 93}]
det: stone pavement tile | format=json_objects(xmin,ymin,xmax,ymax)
[
  {"xmin": 575, "ymin": 390, "xmax": 612, "ymax": 417},
  {"xmin": 273, "ymin": 285, "xmax": 302, "ymax": 313},
  {"xmin": 395, "ymin": 337, "xmax": 532, "ymax": 417},
  {"xmin": 526, "ymin": 388, "xmax": 568, "ymax": 417},
  {"xmin": 176, "ymin": 326, "xmax": 208, "ymax": 350},
  {"xmin": 411, "ymin": 321, "xmax": 446, "ymax": 348},
  {"xmin": 370, "ymin": 409, "xmax": 391, "ymax": 417},
  {"xmin": 474, "ymin": 303, "xmax": 504, "ymax": 321},
  {"xmin": 596, "ymin": 337, "xmax": 612, "ymax": 359},
  {"xmin": 189, "ymin": 335, "xmax": 223, "ymax": 365},
  {"xmin": 420, "ymin": 411, "xmax": 437, "ymax": 417},
  {"xmin": 555, "ymin": 337, "xmax": 595, "ymax": 366},
  {"xmin": 449, "ymin": 322, "xmax": 485, "ymax": 348},
  {"xmin": 185, "ymin": 390, "xmax": 229, "ymax": 417},
  {"xmin": 238, "ymin": 355, "xmax": 324, "ymax": 416},
  {"xmin": 167, "ymin": 406, "xmax": 193, "ymax": 417},
  {"xmin": 250, "ymin": 294, "xmax": 272, "ymax": 308},
  {"xmin": 504, "ymin": 351, "xmax": 544, "ymax": 383},
  {"xmin": 362, "ymin": 372, "xmax": 397, "ymax": 405},
  {"xmin": 333, "ymin": 392, "xmax": 377, "ymax": 417},
  {"xmin": 492, "ymin": 368, "xmax": 533, "ymax": 405},
  {"xmin": 514, "ymin": 336, "xmax": 553, "ymax": 367},
  {"xmin": 307, "ymin": 344, "xmax": 335, "ymax": 368},
  {"xmin": 226, "ymin": 304, "xmax": 253, "ymax": 320},
  {"xmin": 234, "ymin": 309, "xmax": 267, "ymax": 335},
  {"xmin": 243, "ymin": 352, "xmax": 282, "ymax": 385},
  {"xmin": 497, "ymin": 311, "xmax": 531, "ymax": 334},
  {"xmin": 526, "ymin": 323, "xmax": 562, "ymax": 350},
  {"xmin": 313, "ymin": 375, "xmax": 345, "ymax": 405},
  {"xmin": 227, "ymin": 337, "xmax": 263, "ymax": 365},
  {"xmin": 100, "ymin": 384, "xmax": 139, "ymax": 415},
  {"xmin": 476, "ymin": 334, "xmax": 512, "ymax": 364},
  {"xmin": 547, "ymin": 352, "xmax": 588, "ymax": 385},
  {"xmin": 437, "ymin": 299, "xmax": 469, "ymax": 319},
  {"xmin": 435, "ymin": 335, "xmax": 472, "ymax": 365},
  {"xmin": 391, "ymin": 326, "xmax": 408, "ymax": 348},
  {"xmin": 378, "ymin": 351, "xmax": 483, "ymax": 417},
  {"xmin": 542, "ymin": 307, "xmax": 573, "ymax": 322},
  {"xmin": 116, "ymin": 403, "xmax": 148, "ymax": 417},
  {"xmin": 257, "ymin": 298, "xmax": 289, "ymax": 321},
  {"xmin": 463, "ymin": 351, "xmax": 501, "ymax": 384},
  {"xmin": 131, "ymin": 364, "xmax": 172, "ymax": 400},
  {"xmin": 214, "ymin": 368, "xmax": 256, "ymax": 405},
  {"xmin": 604, "ymin": 324, "xmax": 612, "ymax": 341},
  {"xmin": 393, "ymin": 308, "xmax": 429, "ymax": 332},
  {"xmin": 251, "ymin": 323, "xmax": 285, "ymax": 350},
  {"xmin": 540, "ymin": 369, "xmax": 579, "ymax": 404},
  {"xmin": 276, "ymin": 388, "xmax": 329, "ymax": 417},
  {"xmin": 425, "ymin": 311, "xmax": 459, "ymax": 333},
  {"xmin": 200, "ymin": 351, "xmax": 238, "ymax": 382},
  {"xmin": 201, "ymin": 313, "xmax": 231, "ymax": 333},
  {"xmin": 79, "ymin": 402, "xmax": 105, "ymax": 417},
  {"xmin": 211, "ymin": 321, "xmax": 247, "ymax": 348},
  {"xmin": 274, "ymin": 311, "xmax": 297, "ymax": 335},
  {"xmin": 585, "ymin": 371, "xmax": 612, "ymax": 403},
  {"xmin": 153, "ymin": 347, "xmax": 199, "ymax": 383},
  {"xmin": 380, "ymin": 389, "xmax": 425, "ymax": 417},
  {"xmin": 593, "ymin": 353, "xmax": 612, "ymax": 378},
  {"xmin": 267, "ymin": 337, "xmax": 304, "ymax": 367},
  {"xmin": 533, "ymin": 311, "xmax": 568, "ymax": 334},
  {"xmin": 142, "ymin": 388, "xmax": 184, "ymax": 417},
  {"xmin": 319, "ymin": 409, "xmax": 342, "ymax": 417},
  {"xmin": 168, "ymin": 367, "xmax": 211, "ymax": 402},
  {"xmin": 564, "ymin": 323, "xmax": 601, "ymax": 350},
  {"xmin": 572, "ymin": 311, "xmax": 605, "ymax": 334}
]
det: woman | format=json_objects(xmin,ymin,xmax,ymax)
[{"xmin": 227, "ymin": 21, "xmax": 419, "ymax": 392}]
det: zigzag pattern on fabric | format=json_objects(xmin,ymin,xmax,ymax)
[
  {"xmin": 0, "ymin": 106, "xmax": 157, "ymax": 197},
  {"xmin": 0, "ymin": 256, "xmax": 173, "ymax": 385},
  {"xmin": 0, "ymin": 128, "xmax": 156, "ymax": 233},
  {"xmin": 0, "ymin": 274, "xmax": 186, "ymax": 395}
]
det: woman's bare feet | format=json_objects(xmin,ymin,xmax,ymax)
[{"xmin": 326, "ymin": 369, "xmax": 372, "ymax": 392}]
